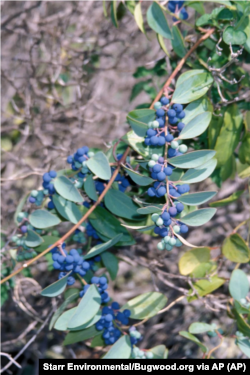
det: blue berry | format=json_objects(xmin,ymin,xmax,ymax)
[
  {"xmin": 177, "ymin": 122, "xmax": 185, "ymax": 131},
  {"xmin": 49, "ymin": 170, "xmax": 57, "ymax": 178},
  {"xmin": 147, "ymin": 187, "xmax": 156, "ymax": 197},
  {"xmin": 157, "ymin": 186, "xmax": 167, "ymax": 197},
  {"xmin": 176, "ymin": 203, "xmax": 184, "ymax": 212},
  {"xmin": 160, "ymin": 97, "xmax": 169, "ymax": 105},
  {"xmin": 91, "ymin": 276, "xmax": 100, "ymax": 284},
  {"xmin": 167, "ymin": 109, "xmax": 176, "ymax": 118},
  {"xmin": 153, "ymin": 164, "xmax": 161, "ymax": 173},
  {"xmin": 169, "ymin": 116, "xmax": 178, "ymax": 124},
  {"xmin": 147, "ymin": 129, "xmax": 156, "ymax": 137},
  {"xmin": 156, "ymin": 108, "xmax": 165, "ymax": 117},
  {"xmin": 177, "ymin": 111, "xmax": 185, "ymax": 119},
  {"xmin": 169, "ymin": 207, "xmax": 177, "ymax": 216},
  {"xmin": 180, "ymin": 224, "xmax": 189, "ymax": 233},
  {"xmin": 111, "ymin": 302, "xmax": 120, "ymax": 310},
  {"xmin": 164, "ymin": 167, "xmax": 173, "ymax": 176},
  {"xmin": 43, "ymin": 172, "xmax": 51, "ymax": 183},
  {"xmin": 180, "ymin": 8, "xmax": 189, "ymax": 20},
  {"xmin": 173, "ymin": 104, "xmax": 183, "ymax": 112},
  {"xmin": 156, "ymin": 118, "xmax": 165, "ymax": 127},
  {"xmin": 158, "ymin": 136, "xmax": 166, "ymax": 146},
  {"xmin": 161, "ymin": 211, "xmax": 170, "ymax": 221},
  {"xmin": 157, "ymin": 172, "xmax": 166, "ymax": 181},
  {"xmin": 165, "ymin": 134, "xmax": 174, "ymax": 142},
  {"xmin": 29, "ymin": 197, "xmax": 36, "ymax": 204},
  {"xmin": 151, "ymin": 136, "xmax": 159, "ymax": 145}
]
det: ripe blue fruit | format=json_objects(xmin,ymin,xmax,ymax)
[
  {"xmin": 176, "ymin": 202, "xmax": 184, "ymax": 212},
  {"xmin": 145, "ymin": 138, "xmax": 150, "ymax": 146},
  {"xmin": 156, "ymin": 108, "xmax": 165, "ymax": 117},
  {"xmin": 153, "ymin": 164, "xmax": 161, "ymax": 173},
  {"xmin": 157, "ymin": 172, "xmax": 166, "ymax": 181},
  {"xmin": 169, "ymin": 207, "xmax": 177, "ymax": 216},
  {"xmin": 173, "ymin": 104, "xmax": 183, "ymax": 112},
  {"xmin": 177, "ymin": 122, "xmax": 185, "ymax": 131},
  {"xmin": 167, "ymin": 109, "xmax": 176, "ymax": 118},
  {"xmin": 151, "ymin": 136, "xmax": 159, "ymax": 145},
  {"xmin": 161, "ymin": 211, "xmax": 170, "ymax": 221},
  {"xmin": 158, "ymin": 136, "xmax": 166, "ymax": 146},
  {"xmin": 160, "ymin": 228, "xmax": 169, "ymax": 237},
  {"xmin": 147, "ymin": 129, "xmax": 156, "ymax": 137},
  {"xmin": 165, "ymin": 134, "xmax": 174, "ymax": 142},
  {"xmin": 29, "ymin": 197, "xmax": 36, "ymax": 204},
  {"xmin": 154, "ymin": 227, "xmax": 161, "ymax": 234},
  {"xmin": 168, "ymin": 148, "xmax": 177, "ymax": 158},
  {"xmin": 65, "ymin": 255, "xmax": 74, "ymax": 264},
  {"xmin": 43, "ymin": 172, "xmax": 51, "ymax": 183},
  {"xmin": 91, "ymin": 276, "xmax": 100, "ymax": 284},
  {"xmin": 156, "ymin": 118, "xmax": 165, "ymax": 127},
  {"xmin": 160, "ymin": 96, "xmax": 169, "ymax": 105},
  {"xmin": 111, "ymin": 302, "xmax": 120, "ymax": 310},
  {"xmin": 105, "ymin": 314, "xmax": 113, "ymax": 322},
  {"xmin": 49, "ymin": 170, "xmax": 57, "ymax": 178},
  {"xmin": 180, "ymin": 8, "xmax": 189, "ymax": 20},
  {"xmin": 99, "ymin": 276, "xmax": 107, "ymax": 285},
  {"xmin": 123, "ymin": 309, "xmax": 131, "ymax": 317},
  {"xmin": 180, "ymin": 224, "xmax": 189, "ymax": 233},
  {"xmin": 67, "ymin": 155, "xmax": 73, "ymax": 163},
  {"xmin": 177, "ymin": 111, "xmax": 185, "ymax": 119},
  {"xmin": 158, "ymin": 156, "xmax": 165, "ymax": 164},
  {"xmin": 164, "ymin": 167, "xmax": 173, "ymax": 176},
  {"xmin": 157, "ymin": 186, "xmax": 167, "ymax": 196},
  {"xmin": 169, "ymin": 116, "xmax": 178, "ymax": 124}
]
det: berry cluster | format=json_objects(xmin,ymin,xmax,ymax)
[
  {"xmin": 168, "ymin": 0, "xmax": 189, "ymax": 21},
  {"xmin": 29, "ymin": 170, "xmax": 57, "ymax": 207},
  {"xmin": 143, "ymin": 96, "xmax": 192, "ymax": 252},
  {"xmin": 131, "ymin": 346, "xmax": 154, "ymax": 359},
  {"xmin": 67, "ymin": 146, "xmax": 94, "ymax": 178},
  {"xmin": 95, "ymin": 302, "xmax": 131, "ymax": 345},
  {"xmin": 52, "ymin": 245, "xmax": 93, "ymax": 286},
  {"xmin": 86, "ymin": 222, "xmax": 100, "ymax": 240},
  {"xmin": 72, "ymin": 229, "xmax": 86, "ymax": 244},
  {"xmin": 79, "ymin": 276, "xmax": 110, "ymax": 303},
  {"xmin": 129, "ymin": 326, "xmax": 143, "ymax": 346}
]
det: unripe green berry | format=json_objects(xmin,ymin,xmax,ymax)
[
  {"xmin": 166, "ymin": 244, "xmax": 173, "ymax": 251},
  {"xmin": 152, "ymin": 121, "xmax": 159, "ymax": 129},
  {"xmin": 146, "ymin": 351, "xmax": 154, "ymax": 359},
  {"xmin": 31, "ymin": 190, "xmax": 39, "ymax": 197},
  {"xmin": 11, "ymin": 235, "xmax": 18, "ymax": 243},
  {"xmin": 179, "ymin": 144, "xmax": 188, "ymax": 153},
  {"xmin": 171, "ymin": 140, "xmax": 179, "ymax": 149},
  {"xmin": 154, "ymin": 101, "xmax": 162, "ymax": 109},
  {"xmin": 169, "ymin": 238, "xmax": 176, "ymax": 246},
  {"xmin": 43, "ymin": 189, "xmax": 49, "ymax": 195},
  {"xmin": 88, "ymin": 151, "xmax": 95, "ymax": 158},
  {"xmin": 74, "ymin": 181, "xmax": 82, "ymax": 189},
  {"xmin": 173, "ymin": 225, "xmax": 180, "ymax": 234},
  {"xmin": 82, "ymin": 161, "xmax": 87, "ymax": 167},
  {"xmin": 175, "ymin": 239, "xmax": 182, "ymax": 247},
  {"xmin": 157, "ymin": 242, "xmax": 165, "ymax": 251},
  {"xmin": 164, "ymin": 235, "xmax": 170, "ymax": 243},
  {"xmin": 75, "ymin": 161, "xmax": 82, "ymax": 169},
  {"xmin": 82, "ymin": 167, "xmax": 88, "ymax": 174},
  {"xmin": 130, "ymin": 331, "xmax": 137, "ymax": 338},
  {"xmin": 177, "ymin": 139, "xmax": 182, "ymax": 145},
  {"xmin": 148, "ymin": 121, "xmax": 153, "ymax": 128},
  {"xmin": 151, "ymin": 154, "xmax": 159, "ymax": 161},
  {"xmin": 151, "ymin": 213, "xmax": 160, "ymax": 222},
  {"xmin": 156, "ymin": 218, "xmax": 164, "ymax": 226},
  {"xmin": 148, "ymin": 160, "xmax": 156, "ymax": 168}
]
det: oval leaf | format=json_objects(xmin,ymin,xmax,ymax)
[
  {"xmin": 222, "ymin": 234, "xmax": 250, "ymax": 263},
  {"xmin": 25, "ymin": 229, "xmax": 43, "ymax": 247},
  {"xmin": 104, "ymin": 189, "xmax": 142, "ymax": 220},
  {"xmin": 181, "ymin": 158, "xmax": 217, "ymax": 184},
  {"xmin": 127, "ymin": 109, "xmax": 155, "ymax": 137},
  {"xmin": 29, "ymin": 209, "xmax": 61, "ymax": 229},
  {"xmin": 179, "ymin": 331, "xmax": 207, "ymax": 353},
  {"xmin": 54, "ymin": 175, "xmax": 84, "ymax": 203},
  {"xmin": 189, "ymin": 322, "xmax": 215, "ymax": 334},
  {"xmin": 137, "ymin": 205, "xmax": 163, "ymax": 215},
  {"xmin": 178, "ymin": 191, "xmax": 217, "ymax": 206},
  {"xmin": 147, "ymin": 2, "xmax": 172, "ymax": 40},
  {"xmin": 121, "ymin": 292, "xmax": 167, "ymax": 320},
  {"xmin": 223, "ymin": 26, "xmax": 247, "ymax": 45},
  {"xmin": 172, "ymin": 71, "xmax": 213, "ymax": 104},
  {"xmin": 41, "ymin": 273, "xmax": 70, "ymax": 297},
  {"xmin": 50, "ymin": 292, "xmax": 79, "ymax": 330},
  {"xmin": 63, "ymin": 325, "xmax": 100, "ymax": 346},
  {"xmin": 180, "ymin": 208, "xmax": 216, "ymax": 227},
  {"xmin": 53, "ymin": 195, "xmax": 82, "ymax": 224},
  {"xmin": 85, "ymin": 234, "xmax": 123, "ymax": 260},
  {"xmin": 229, "ymin": 269, "xmax": 249, "ymax": 301},
  {"xmin": 84, "ymin": 175, "xmax": 98, "ymax": 201},
  {"xmin": 124, "ymin": 167, "xmax": 154, "ymax": 186},
  {"xmin": 101, "ymin": 252, "xmax": 119, "ymax": 281},
  {"xmin": 209, "ymin": 190, "xmax": 244, "ymax": 207},
  {"xmin": 103, "ymin": 335, "xmax": 131, "ymax": 359},
  {"xmin": 67, "ymin": 284, "xmax": 101, "ymax": 329},
  {"xmin": 179, "ymin": 112, "xmax": 212, "ymax": 140},
  {"xmin": 179, "ymin": 248, "xmax": 211, "ymax": 275},
  {"xmin": 169, "ymin": 150, "xmax": 216, "ymax": 169},
  {"xmin": 134, "ymin": 3, "xmax": 145, "ymax": 33},
  {"xmin": 86, "ymin": 151, "xmax": 111, "ymax": 180}
]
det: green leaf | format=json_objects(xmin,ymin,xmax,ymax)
[
  {"xmin": 147, "ymin": 2, "xmax": 172, "ymax": 40},
  {"xmin": 55, "ymin": 308, "xmax": 101, "ymax": 331},
  {"xmin": 179, "ymin": 248, "xmax": 211, "ymax": 275},
  {"xmin": 188, "ymin": 276, "xmax": 225, "ymax": 300},
  {"xmin": 127, "ymin": 109, "xmax": 155, "ymax": 137},
  {"xmin": 179, "ymin": 331, "xmax": 207, "ymax": 353},
  {"xmin": 178, "ymin": 191, "xmax": 217, "ymax": 206},
  {"xmin": 103, "ymin": 335, "xmax": 132, "ymax": 359},
  {"xmin": 41, "ymin": 273, "xmax": 70, "ymax": 297},
  {"xmin": 239, "ymin": 133, "xmax": 250, "ymax": 165},
  {"xmin": 187, "ymin": 1, "xmax": 205, "ymax": 15},
  {"xmin": 222, "ymin": 234, "xmax": 250, "ymax": 263},
  {"xmin": 172, "ymin": 70, "xmax": 213, "ymax": 104},
  {"xmin": 189, "ymin": 322, "xmax": 215, "ymax": 334},
  {"xmin": 63, "ymin": 325, "xmax": 100, "ymax": 346},
  {"xmin": 53, "ymin": 195, "xmax": 82, "ymax": 224},
  {"xmin": 169, "ymin": 168, "xmax": 184, "ymax": 182},
  {"xmin": 33, "ymin": 235, "xmax": 60, "ymax": 253},
  {"xmin": 122, "ymin": 130, "xmax": 164, "ymax": 159},
  {"xmin": 124, "ymin": 167, "xmax": 154, "ymax": 186},
  {"xmin": 172, "ymin": 25, "xmax": 187, "ymax": 58},
  {"xmin": 179, "ymin": 112, "xmax": 212, "ymax": 140},
  {"xmin": 86, "ymin": 151, "xmax": 111, "ymax": 180},
  {"xmin": 239, "ymin": 166, "xmax": 250, "ymax": 179},
  {"xmin": 104, "ymin": 189, "xmax": 142, "ymax": 220},
  {"xmin": 232, "ymin": 307, "xmax": 250, "ymax": 338},
  {"xmin": 89, "ymin": 206, "xmax": 135, "ymax": 246},
  {"xmin": 25, "ymin": 229, "xmax": 43, "ymax": 247},
  {"xmin": 209, "ymin": 190, "xmax": 244, "ymax": 207},
  {"xmin": 121, "ymin": 292, "xmax": 167, "ymax": 320},
  {"xmin": 229, "ymin": 269, "xmax": 249, "ymax": 301},
  {"xmin": 101, "ymin": 252, "xmax": 119, "ymax": 280},
  {"xmin": 214, "ymin": 104, "xmax": 243, "ymax": 168},
  {"xmin": 223, "ymin": 26, "xmax": 247, "ymax": 45},
  {"xmin": 157, "ymin": 33, "xmax": 170, "ymax": 56},
  {"xmin": 29, "ymin": 209, "xmax": 61, "ymax": 229},
  {"xmin": 111, "ymin": 1, "xmax": 118, "ymax": 27},
  {"xmin": 208, "ymin": 113, "xmax": 225, "ymax": 149},
  {"xmin": 150, "ymin": 345, "xmax": 168, "ymax": 359},
  {"xmin": 90, "ymin": 333, "xmax": 105, "ymax": 348},
  {"xmin": 67, "ymin": 285, "xmax": 101, "ymax": 330},
  {"xmin": 85, "ymin": 234, "xmax": 123, "ymax": 259},
  {"xmin": 183, "ymin": 97, "xmax": 213, "ymax": 125},
  {"xmin": 54, "ymin": 175, "xmax": 84, "ymax": 203},
  {"xmin": 170, "ymin": 150, "xmax": 216, "ymax": 169},
  {"xmin": 181, "ymin": 158, "xmax": 217, "ymax": 184},
  {"xmin": 236, "ymin": 338, "xmax": 250, "ymax": 358},
  {"xmin": 49, "ymin": 292, "xmax": 79, "ymax": 330},
  {"xmin": 137, "ymin": 205, "xmax": 163, "ymax": 215},
  {"xmin": 180, "ymin": 208, "xmax": 216, "ymax": 227},
  {"xmin": 14, "ymin": 193, "xmax": 29, "ymax": 225},
  {"xmin": 134, "ymin": 3, "xmax": 145, "ymax": 33},
  {"xmin": 84, "ymin": 175, "xmax": 98, "ymax": 201}
]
